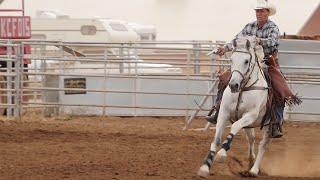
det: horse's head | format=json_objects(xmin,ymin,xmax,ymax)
[{"xmin": 228, "ymin": 36, "xmax": 264, "ymax": 93}]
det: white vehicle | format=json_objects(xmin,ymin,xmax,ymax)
[
  {"xmin": 32, "ymin": 10, "xmax": 156, "ymax": 43},
  {"xmin": 31, "ymin": 11, "xmax": 175, "ymax": 75},
  {"xmin": 32, "ymin": 12, "xmax": 139, "ymax": 43}
]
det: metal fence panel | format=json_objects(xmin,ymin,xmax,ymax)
[{"xmin": 0, "ymin": 39, "xmax": 319, "ymax": 122}]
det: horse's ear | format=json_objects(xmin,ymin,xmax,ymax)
[
  {"xmin": 246, "ymin": 39, "xmax": 251, "ymax": 50},
  {"xmin": 232, "ymin": 39, "xmax": 237, "ymax": 48}
]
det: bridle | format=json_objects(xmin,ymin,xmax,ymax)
[
  {"xmin": 230, "ymin": 49, "xmax": 256, "ymax": 89},
  {"xmin": 230, "ymin": 48, "xmax": 269, "ymax": 121}
]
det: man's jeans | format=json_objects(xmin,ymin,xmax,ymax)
[{"xmin": 275, "ymin": 102, "xmax": 285, "ymax": 125}]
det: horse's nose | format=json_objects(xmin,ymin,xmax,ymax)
[{"xmin": 229, "ymin": 83, "xmax": 239, "ymax": 93}]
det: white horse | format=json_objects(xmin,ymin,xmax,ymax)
[{"xmin": 198, "ymin": 36, "xmax": 270, "ymax": 178}]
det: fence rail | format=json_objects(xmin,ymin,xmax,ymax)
[{"xmin": 0, "ymin": 39, "xmax": 319, "ymax": 121}]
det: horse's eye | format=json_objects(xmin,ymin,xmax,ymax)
[{"xmin": 245, "ymin": 60, "xmax": 249, "ymax": 64}]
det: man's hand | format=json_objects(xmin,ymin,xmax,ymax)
[
  {"xmin": 256, "ymin": 38, "xmax": 262, "ymax": 45},
  {"xmin": 216, "ymin": 47, "xmax": 225, "ymax": 56}
]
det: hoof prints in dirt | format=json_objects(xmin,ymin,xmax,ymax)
[{"xmin": 228, "ymin": 156, "xmax": 268, "ymax": 177}]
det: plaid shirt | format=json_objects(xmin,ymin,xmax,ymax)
[{"xmin": 226, "ymin": 20, "xmax": 280, "ymax": 58}]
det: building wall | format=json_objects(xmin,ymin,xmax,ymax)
[{"xmin": 299, "ymin": 4, "xmax": 320, "ymax": 36}]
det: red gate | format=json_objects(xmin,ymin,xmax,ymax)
[{"xmin": 0, "ymin": 0, "xmax": 31, "ymax": 63}]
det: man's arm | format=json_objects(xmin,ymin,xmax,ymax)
[{"xmin": 260, "ymin": 26, "xmax": 280, "ymax": 48}]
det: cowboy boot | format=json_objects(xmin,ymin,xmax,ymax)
[
  {"xmin": 206, "ymin": 86, "xmax": 224, "ymax": 124},
  {"xmin": 270, "ymin": 123, "xmax": 283, "ymax": 138},
  {"xmin": 205, "ymin": 105, "xmax": 220, "ymax": 124},
  {"xmin": 268, "ymin": 99, "xmax": 285, "ymax": 138}
]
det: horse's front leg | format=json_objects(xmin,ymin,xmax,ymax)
[
  {"xmin": 249, "ymin": 126, "xmax": 270, "ymax": 175},
  {"xmin": 197, "ymin": 108, "xmax": 229, "ymax": 178},
  {"xmin": 244, "ymin": 128, "xmax": 256, "ymax": 169},
  {"xmin": 215, "ymin": 112, "xmax": 258, "ymax": 162}
]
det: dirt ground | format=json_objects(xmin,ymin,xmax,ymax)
[{"xmin": 0, "ymin": 115, "xmax": 319, "ymax": 179}]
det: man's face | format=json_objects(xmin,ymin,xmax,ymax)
[{"xmin": 255, "ymin": 9, "xmax": 269, "ymax": 24}]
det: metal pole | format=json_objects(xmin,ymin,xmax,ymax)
[
  {"xmin": 103, "ymin": 49, "xmax": 107, "ymax": 116},
  {"xmin": 119, "ymin": 45, "xmax": 124, "ymax": 73},
  {"xmin": 193, "ymin": 42, "xmax": 201, "ymax": 74},
  {"xmin": 133, "ymin": 44, "xmax": 138, "ymax": 116},
  {"xmin": 6, "ymin": 40, "xmax": 13, "ymax": 117},
  {"xmin": 185, "ymin": 50, "xmax": 191, "ymax": 123},
  {"xmin": 59, "ymin": 42, "xmax": 65, "ymax": 73},
  {"xmin": 22, "ymin": 0, "xmax": 25, "ymax": 16},
  {"xmin": 32, "ymin": 47, "xmax": 38, "ymax": 102},
  {"xmin": 40, "ymin": 43, "xmax": 47, "ymax": 117},
  {"xmin": 14, "ymin": 44, "xmax": 22, "ymax": 119}
]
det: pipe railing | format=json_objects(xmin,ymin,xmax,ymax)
[{"xmin": 0, "ymin": 40, "xmax": 319, "ymax": 119}]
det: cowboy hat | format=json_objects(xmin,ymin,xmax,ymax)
[{"xmin": 254, "ymin": 0, "xmax": 276, "ymax": 16}]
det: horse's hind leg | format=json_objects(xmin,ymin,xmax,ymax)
[
  {"xmin": 197, "ymin": 110, "xmax": 229, "ymax": 178},
  {"xmin": 249, "ymin": 126, "xmax": 270, "ymax": 175},
  {"xmin": 244, "ymin": 128, "xmax": 256, "ymax": 169}
]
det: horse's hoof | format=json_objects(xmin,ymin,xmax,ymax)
[
  {"xmin": 215, "ymin": 149, "xmax": 227, "ymax": 163},
  {"xmin": 197, "ymin": 165, "xmax": 210, "ymax": 179},
  {"xmin": 239, "ymin": 170, "xmax": 258, "ymax": 177}
]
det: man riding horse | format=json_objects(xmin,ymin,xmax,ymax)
[{"xmin": 206, "ymin": 0, "xmax": 301, "ymax": 138}]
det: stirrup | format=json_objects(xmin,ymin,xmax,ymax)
[{"xmin": 205, "ymin": 113, "xmax": 218, "ymax": 124}]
